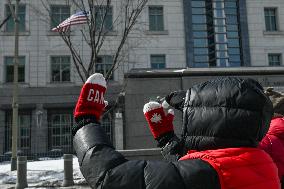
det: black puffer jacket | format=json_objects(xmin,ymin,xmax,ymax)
[
  {"xmin": 182, "ymin": 77, "xmax": 273, "ymax": 151},
  {"xmin": 73, "ymin": 77, "xmax": 273, "ymax": 189}
]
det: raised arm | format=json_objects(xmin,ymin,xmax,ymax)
[
  {"xmin": 72, "ymin": 73, "xmax": 220, "ymax": 189},
  {"xmin": 73, "ymin": 122, "xmax": 187, "ymax": 189}
]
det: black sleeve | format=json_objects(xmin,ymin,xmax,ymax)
[
  {"xmin": 156, "ymin": 132, "xmax": 184, "ymax": 162},
  {"xmin": 160, "ymin": 135, "xmax": 182, "ymax": 162},
  {"xmin": 73, "ymin": 123, "xmax": 220, "ymax": 189},
  {"xmin": 174, "ymin": 159, "xmax": 221, "ymax": 189}
]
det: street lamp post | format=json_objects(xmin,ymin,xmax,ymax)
[{"xmin": 9, "ymin": 0, "xmax": 20, "ymax": 171}]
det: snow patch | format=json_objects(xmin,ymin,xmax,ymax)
[
  {"xmin": 0, "ymin": 157, "xmax": 86, "ymax": 187},
  {"xmin": 173, "ymin": 69, "xmax": 186, "ymax": 72}
]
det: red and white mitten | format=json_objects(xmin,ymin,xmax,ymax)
[
  {"xmin": 74, "ymin": 73, "xmax": 107, "ymax": 121},
  {"xmin": 143, "ymin": 101, "xmax": 175, "ymax": 139}
]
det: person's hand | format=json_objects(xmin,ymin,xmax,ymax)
[
  {"xmin": 162, "ymin": 90, "xmax": 186, "ymax": 111},
  {"xmin": 143, "ymin": 101, "xmax": 175, "ymax": 140},
  {"xmin": 74, "ymin": 73, "xmax": 107, "ymax": 123}
]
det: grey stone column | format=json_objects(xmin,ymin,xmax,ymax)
[
  {"xmin": 114, "ymin": 111, "xmax": 124, "ymax": 150},
  {"xmin": 39, "ymin": 108, "xmax": 48, "ymax": 154},
  {"xmin": 31, "ymin": 109, "xmax": 37, "ymax": 155},
  {"xmin": 0, "ymin": 110, "xmax": 5, "ymax": 155},
  {"xmin": 31, "ymin": 104, "xmax": 47, "ymax": 158},
  {"xmin": 38, "ymin": 104, "xmax": 48, "ymax": 156}
]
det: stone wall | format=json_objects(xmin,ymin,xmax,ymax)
[
  {"xmin": 119, "ymin": 148, "xmax": 162, "ymax": 160},
  {"xmin": 124, "ymin": 68, "xmax": 284, "ymax": 149}
]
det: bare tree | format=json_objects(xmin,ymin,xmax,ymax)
[
  {"xmin": 39, "ymin": 0, "xmax": 148, "ymax": 82},
  {"xmin": 0, "ymin": 14, "xmax": 12, "ymax": 29}
]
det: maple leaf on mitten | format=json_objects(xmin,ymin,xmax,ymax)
[{"xmin": 143, "ymin": 101, "xmax": 174, "ymax": 139}]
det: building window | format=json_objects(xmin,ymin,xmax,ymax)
[
  {"xmin": 95, "ymin": 56, "xmax": 113, "ymax": 79},
  {"xmin": 268, "ymin": 54, "xmax": 282, "ymax": 66},
  {"xmin": 95, "ymin": 6, "xmax": 113, "ymax": 31},
  {"xmin": 5, "ymin": 111, "xmax": 31, "ymax": 153},
  {"xmin": 101, "ymin": 114, "xmax": 112, "ymax": 142},
  {"xmin": 191, "ymin": 0, "xmax": 210, "ymax": 67},
  {"xmin": 47, "ymin": 111, "xmax": 113, "ymax": 153},
  {"xmin": 5, "ymin": 56, "xmax": 25, "ymax": 83},
  {"xmin": 5, "ymin": 4, "xmax": 26, "ymax": 32},
  {"xmin": 50, "ymin": 5, "xmax": 70, "ymax": 29},
  {"xmin": 149, "ymin": 6, "xmax": 164, "ymax": 31},
  {"xmin": 48, "ymin": 112, "xmax": 73, "ymax": 153},
  {"xmin": 225, "ymin": 1, "xmax": 241, "ymax": 67},
  {"xmin": 191, "ymin": 0, "xmax": 242, "ymax": 67},
  {"xmin": 151, "ymin": 55, "xmax": 166, "ymax": 69},
  {"xmin": 51, "ymin": 56, "xmax": 71, "ymax": 82},
  {"xmin": 264, "ymin": 8, "xmax": 278, "ymax": 31}
]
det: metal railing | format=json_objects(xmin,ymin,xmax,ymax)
[{"xmin": 0, "ymin": 111, "xmax": 113, "ymax": 162}]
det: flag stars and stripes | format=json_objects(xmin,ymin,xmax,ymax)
[{"xmin": 52, "ymin": 11, "xmax": 90, "ymax": 32}]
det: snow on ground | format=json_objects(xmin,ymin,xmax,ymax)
[{"xmin": 0, "ymin": 156, "xmax": 88, "ymax": 188}]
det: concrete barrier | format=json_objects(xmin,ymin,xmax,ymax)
[
  {"xmin": 15, "ymin": 156, "xmax": 28, "ymax": 189},
  {"xmin": 118, "ymin": 148, "xmax": 162, "ymax": 160},
  {"xmin": 62, "ymin": 154, "xmax": 74, "ymax": 187}
]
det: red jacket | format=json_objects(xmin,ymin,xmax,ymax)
[
  {"xmin": 259, "ymin": 117, "xmax": 284, "ymax": 180},
  {"xmin": 180, "ymin": 147, "xmax": 280, "ymax": 189}
]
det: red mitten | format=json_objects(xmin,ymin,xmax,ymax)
[
  {"xmin": 143, "ymin": 101, "xmax": 175, "ymax": 139},
  {"xmin": 74, "ymin": 73, "xmax": 107, "ymax": 121}
]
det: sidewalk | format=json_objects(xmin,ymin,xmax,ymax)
[
  {"xmin": 0, "ymin": 183, "xmax": 91, "ymax": 189},
  {"xmin": 0, "ymin": 157, "xmax": 88, "ymax": 189}
]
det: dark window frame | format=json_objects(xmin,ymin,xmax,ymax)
[
  {"xmin": 5, "ymin": 110, "xmax": 32, "ymax": 153},
  {"xmin": 47, "ymin": 109, "xmax": 74, "ymax": 153},
  {"xmin": 95, "ymin": 55, "xmax": 114, "ymax": 80},
  {"xmin": 101, "ymin": 113, "xmax": 113, "ymax": 142},
  {"xmin": 5, "ymin": 4, "xmax": 26, "ymax": 32},
  {"xmin": 268, "ymin": 53, "xmax": 282, "ymax": 66},
  {"xmin": 50, "ymin": 5, "xmax": 71, "ymax": 30},
  {"xmin": 149, "ymin": 6, "xmax": 165, "ymax": 31},
  {"xmin": 94, "ymin": 5, "xmax": 113, "ymax": 31},
  {"xmin": 4, "ymin": 56, "xmax": 25, "ymax": 83},
  {"xmin": 264, "ymin": 8, "xmax": 278, "ymax": 31},
  {"xmin": 150, "ymin": 54, "xmax": 166, "ymax": 69},
  {"xmin": 50, "ymin": 56, "xmax": 71, "ymax": 83}
]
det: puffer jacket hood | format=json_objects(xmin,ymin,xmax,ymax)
[
  {"xmin": 266, "ymin": 117, "xmax": 284, "ymax": 138},
  {"xmin": 182, "ymin": 77, "xmax": 273, "ymax": 151},
  {"xmin": 259, "ymin": 117, "xmax": 284, "ymax": 183}
]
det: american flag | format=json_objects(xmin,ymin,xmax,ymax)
[{"xmin": 52, "ymin": 11, "xmax": 90, "ymax": 32}]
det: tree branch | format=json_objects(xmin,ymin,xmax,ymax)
[
  {"xmin": 105, "ymin": 0, "xmax": 148, "ymax": 81},
  {"xmin": 0, "ymin": 14, "xmax": 12, "ymax": 29},
  {"xmin": 59, "ymin": 32, "xmax": 88, "ymax": 81},
  {"xmin": 37, "ymin": 0, "xmax": 148, "ymax": 82},
  {"xmin": 7, "ymin": 0, "xmax": 17, "ymax": 20}
]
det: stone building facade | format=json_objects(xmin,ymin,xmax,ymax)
[
  {"xmin": 246, "ymin": 0, "xmax": 284, "ymax": 66},
  {"xmin": 0, "ymin": 0, "xmax": 284, "ymax": 159},
  {"xmin": 0, "ymin": 0, "xmax": 185, "ymax": 158}
]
